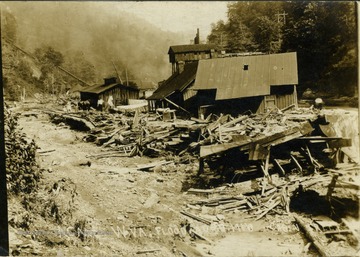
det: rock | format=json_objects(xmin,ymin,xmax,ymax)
[{"xmin": 143, "ymin": 193, "xmax": 160, "ymax": 208}]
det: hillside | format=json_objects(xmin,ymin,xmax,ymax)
[{"xmin": 2, "ymin": 2, "xmax": 187, "ymax": 85}]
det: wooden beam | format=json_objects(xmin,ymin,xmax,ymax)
[
  {"xmin": 199, "ymin": 138, "xmax": 251, "ymax": 158},
  {"xmin": 164, "ymin": 97, "xmax": 191, "ymax": 115},
  {"xmin": 273, "ymin": 159, "xmax": 286, "ymax": 176},
  {"xmin": 290, "ymin": 155, "xmax": 303, "ymax": 173}
]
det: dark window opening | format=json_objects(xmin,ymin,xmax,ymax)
[{"xmin": 243, "ymin": 65, "xmax": 249, "ymax": 70}]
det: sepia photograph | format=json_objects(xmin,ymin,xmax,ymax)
[{"xmin": 0, "ymin": 1, "xmax": 359, "ymax": 256}]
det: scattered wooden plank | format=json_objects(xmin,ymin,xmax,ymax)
[
  {"xmin": 255, "ymin": 199, "xmax": 281, "ymax": 220},
  {"xmin": 136, "ymin": 160, "xmax": 173, "ymax": 171},
  {"xmin": 37, "ymin": 149, "xmax": 55, "ymax": 154},
  {"xmin": 323, "ymin": 230, "xmax": 352, "ymax": 235},
  {"xmin": 180, "ymin": 210, "xmax": 212, "ymax": 225},
  {"xmin": 220, "ymin": 115, "xmax": 248, "ymax": 128},
  {"xmin": 191, "ymin": 229, "xmax": 214, "ymax": 244},
  {"xmin": 187, "ymin": 188, "xmax": 215, "ymax": 194},
  {"xmin": 136, "ymin": 249, "xmax": 161, "ymax": 254}
]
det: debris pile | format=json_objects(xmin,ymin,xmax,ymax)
[{"xmin": 47, "ymin": 106, "xmax": 352, "ymax": 180}]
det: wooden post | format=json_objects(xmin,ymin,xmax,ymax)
[{"xmin": 0, "ymin": 8, "xmax": 9, "ymax": 256}]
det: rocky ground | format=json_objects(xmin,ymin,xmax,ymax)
[{"xmin": 7, "ymin": 101, "xmax": 360, "ymax": 256}]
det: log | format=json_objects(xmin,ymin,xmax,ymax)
[{"xmin": 293, "ymin": 213, "xmax": 331, "ymax": 257}]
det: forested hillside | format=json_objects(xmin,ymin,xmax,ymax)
[
  {"xmin": 208, "ymin": 2, "xmax": 357, "ymax": 98},
  {"xmin": 2, "ymin": 2, "xmax": 186, "ymax": 100}
]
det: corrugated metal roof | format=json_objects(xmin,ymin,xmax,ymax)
[
  {"xmin": 147, "ymin": 62, "xmax": 198, "ymax": 100},
  {"xmin": 168, "ymin": 44, "xmax": 218, "ymax": 54},
  {"xmin": 80, "ymin": 83, "xmax": 138, "ymax": 95},
  {"xmin": 192, "ymin": 52, "xmax": 298, "ymax": 100}
]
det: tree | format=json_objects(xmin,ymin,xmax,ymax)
[
  {"xmin": 282, "ymin": 1, "xmax": 356, "ymax": 95},
  {"xmin": 250, "ymin": 16, "xmax": 282, "ymax": 53},
  {"xmin": 208, "ymin": 1, "xmax": 285, "ymax": 53},
  {"xmin": 208, "ymin": 1, "xmax": 357, "ymax": 97},
  {"xmin": 63, "ymin": 51, "xmax": 96, "ymax": 87},
  {"xmin": 33, "ymin": 46, "xmax": 64, "ymax": 92}
]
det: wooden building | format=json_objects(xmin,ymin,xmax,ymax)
[
  {"xmin": 192, "ymin": 52, "xmax": 298, "ymax": 116},
  {"xmin": 80, "ymin": 77, "xmax": 139, "ymax": 109},
  {"xmin": 168, "ymin": 29, "xmax": 220, "ymax": 74},
  {"xmin": 148, "ymin": 52, "xmax": 298, "ymax": 117}
]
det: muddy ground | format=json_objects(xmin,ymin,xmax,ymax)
[{"xmin": 7, "ymin": 102, "xmax": 360, "ymax": 256}]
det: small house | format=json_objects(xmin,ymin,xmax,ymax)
[{"xmin": 80, "ymin": 77, "xmax": 139, "ymax": 109}]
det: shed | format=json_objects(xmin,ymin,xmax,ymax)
[
  {"xmin": 192, "ymin": 52, "xmax": 298, "ymax": 115},
  {"xmin": 80, "ymin": 77, "xmax": 139, "ymax": 109}
]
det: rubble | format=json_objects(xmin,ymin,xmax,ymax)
[{"xmin": 12, "ymin": 102, "xmax": 358, "ymax": 256}]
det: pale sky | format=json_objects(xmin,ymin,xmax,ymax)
[{"xmin": 115, "ymin": 1, "xmax": 229, "ymax": 38}]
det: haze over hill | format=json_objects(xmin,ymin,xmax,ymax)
[{"xmin": 2, "ymin": 2, "xmax": 192, "ymax": 84}]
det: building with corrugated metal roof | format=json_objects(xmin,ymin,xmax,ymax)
[
  {"xmin": 148, "ymin": 52, "xmax": 298, "ymax": 117},
  {"xmin": 80, "ymin": 77, "xmax": 139, "ymax": 110},
  {"xmin": 192, "ymin": 52, "xmax": 298, "ymax": 116}
]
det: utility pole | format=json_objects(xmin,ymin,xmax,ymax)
[
  {"xmin": 0, "ymin": 7, "xmax": 10, "ymax": 256},
  {"xmin": 276, "ymin": 12, "xmax": 287, "ymax": 25},
  {"xmin": 270, "ymin": 11, "xmax": 288, "ymax": 54}
]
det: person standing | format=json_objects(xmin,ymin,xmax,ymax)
[
  {"xmin": 97, "ymin": 98, "xmax": 104, "ymax": 111},
  {"xmin": 107, "ymin": 95, "xmax": 114, "ymax": 110}
]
